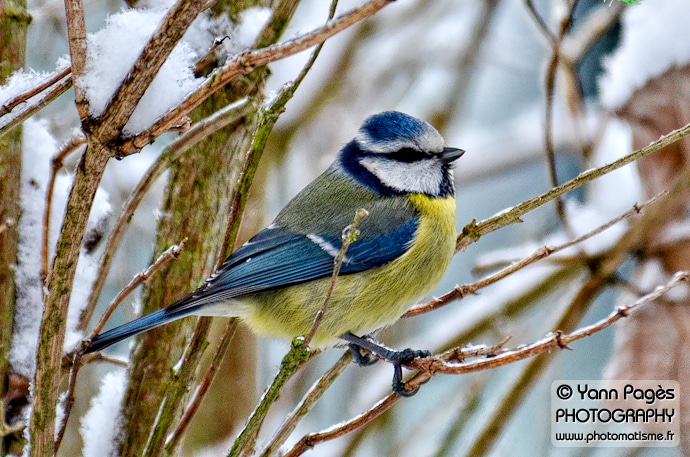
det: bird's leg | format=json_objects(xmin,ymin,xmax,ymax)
[
  {"xmin": 346, "ymin": 334, "xmax": 380, "ymax": 367},
  {"xmin": 340, "ymin": 332, "xmax": 430, "ymax": 396}
]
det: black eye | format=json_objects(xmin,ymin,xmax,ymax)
[{"xmin": 387, "ymin": 147, "xmax": 428, "ymax": 163}]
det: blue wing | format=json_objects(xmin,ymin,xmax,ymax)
[{"xmin": 164, "ymin": 216, "xmax": 418, "ymax": 314}]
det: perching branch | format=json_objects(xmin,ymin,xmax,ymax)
[{"xmin": 284, "ymin": 271, "xmax": 689, "ymax": 457}]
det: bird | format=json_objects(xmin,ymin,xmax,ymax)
[{"xmin": 85, "ymin": 111, "xmax": 464, "ymax": 396}]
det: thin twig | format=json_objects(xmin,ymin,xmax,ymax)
[
  {"xmin": 283, "ymin": 272, "xmax": 688, "ymax": 457},
  {"xmin": 284, "ymin": 394, "xmax": 399, "ymax": 457},
  {"xmin": 455, "ymin": 118, "xmax": 690, "ymax": 252},
  {"xmin": 227, "ymin": 339, "xmax": 314, "ymax": 457},
  {"xmin": 119, "ymin": 0, "xmax": 396, "ymax": 156},
  {"xmin": 0, "ymin": 71, "xmax": 72, "ymax": 139},
  {"xmin": 542, "ymin": 1, "xmax": 578, "ymax": 229},
  {"xmin": 259, "ymin": 352, "xmax": 352, "ymax": 457},
  {"xmin": 165, "ymin": 319, "xmax": 238, "ymax": 452},
  {"xmin": 78, "ymin": 98, "xmax": 252, "ymax": 331},
  {"xmin": 304, "ymin": 208, "xmax": 368, "ymax": 346},
  {"xmin": 523, "ymin": 0, "xmax": 557, "ymax": 45},
  {"xmin": 56, "ymin": 242, "xmax": 185, "ymax": 450},
  {"xmin": 41, "ymin": 134, "xmax": 87, "ymax": 286},
  {"xmin": 407, "ymin": 190, "xmax": 667, "ymax": 317},
  {"xmin": 54, "ymin": 352, "xmax": 81, "ymax": 453},
  {"xmin": 87, "ymin": 240, "xmax": 186, "ymax": 340},
  {"xmin": 0, "ymin": 66, "xmax": 71, "ymax": 117}
]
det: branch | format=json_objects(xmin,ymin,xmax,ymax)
[
  {"xmin": 164, "ymin": 319, "xmax": 238, "ymax": 452},
  {"xmin": 283, "ymin": 342, "xmax": 509, "ymax": 457},
  {"xmin": 0, "ymin": 69, "xmax": 72, "ymax": 139},
  {"xmin": 91, "ymin": 0, "xmax": 207, "ymax": 144},
  {"xmin": 227, "ymin": 339, "xmax": 314, "ymax": 457},
  {"xmin": 456, "ymin": 118, "xmax": 690, "ymax": 252},
  {"xmin": 119, "ymin": 0, "xmax": 396, "ymax": 156},
  {"xmin": 542, "ymin": 1, "xmax": 577, "ymax": 227},
  {"xmin": 304, "ymin": 208, "xmax": 368, "ymax": 346},
  {"xmin": 407, "ymin": 189, "xmax": 667, "ymax": 317},
  {"xmin": 30, "ymin": 141, "xmax": 111, "ymax": 456},
  {"xmin": 78, "ymin": 97, "xmax": 253, "ymax": 331},
  {"xmin": 412, "ymin": 273, "xmax": 690, "ymax": 376},
  {"xmin": 41, "ymin": 134, "xmax": 87, "ymax": 285},
  {"xmin": 86, "ymin": 240, "xmax": 186, "ymax": 340},
  {"xmin": 284, "ymin": 272, "xmax": 688, "ymax": 456},
  {"xmin": 259, "ymin": 352, "xmax": 352, "ymax": 457},
  {"xmin": 0, "ymin": 66, "xmax": 71, "ymax": 118},
  {"xmin": 63, "ymin": 0, "xmax": 88, "ymax": 118}
]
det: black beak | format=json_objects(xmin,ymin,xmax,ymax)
[{"xmin": 440, "ymin": 147, "xmax": 465, "ymax": 164}]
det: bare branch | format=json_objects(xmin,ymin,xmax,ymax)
[
  {"xmin": 165, "ymin": 319, "xmax": 238, "ymax": 453},
  {"xmin": 78, "ymin": 98, "xmax": 253, "ymax": 331},
  {"xmin": 408, "ymin": 189, "xmax": 669, "ymax": 317},
  {"xmin": 30, "ymin": 143, "xmax": 111, "ymax": 456},
  {"xmin": 410, "ymin": 271, "xmax": 689, "ymax": 377},
  {"xmin": 0, "ymin": 70, "xmax": 72, "ymax": 139},
  {"xmin": 0, "ymin": 66, "xmax": 71, "ymax": 118},
  {"xmin": 63, "ymin": 0, "xmax": 88, "ymax": 118},
  {"xmin": 119, "ymin": 0, "xmax": 396, "ymax": 156},
  {"xmin": 284, "ymin": 272, "xmax": 688, "ymax": 456},
  {"xmin": 41, "ymin": 134, "xmax": 87, "ymax": 285},
  {"xmin": 260, "ymin": 352, "xmax": 352, "ymax": 457},
  {"xmin": 86, "ymin": 240, "xmax": 186, "ymax": 340},
  {"xmin": 304, "ymin": 208, "xmax": 368, "ymax": 346},
  {"xmin": 456, "ymin": 118, "xmax": 690, "ymax": 252}
]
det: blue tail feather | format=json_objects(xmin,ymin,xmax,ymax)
[{"xmin": 85, "ymin": 307, "xmax": 196, "ymax": 354}]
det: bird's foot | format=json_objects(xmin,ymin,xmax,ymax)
[{"xmin": 340, "ymin": 332, "xmax": 430, "ymax": 396}]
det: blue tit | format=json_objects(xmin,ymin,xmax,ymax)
[{"xmin": 85, "ymin": 111, "xmax": 464, "ymax": 395}]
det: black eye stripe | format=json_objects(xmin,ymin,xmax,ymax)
[{"xmin": 385, "ymin": 147, "xmax": 431, "ymax": 163}]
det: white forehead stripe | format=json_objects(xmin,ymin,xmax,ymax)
[
  {"xmin": 355, "ymin": 126, "xmax": 446, "ymax": 154},
  {"xmin": 359, "ymin": 157, "xmax": 447, "ymax": 195}
]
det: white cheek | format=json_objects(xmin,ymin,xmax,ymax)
[{"xmin": 360, "ymin": 158, "xmax": 442, "ymax": 195}]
